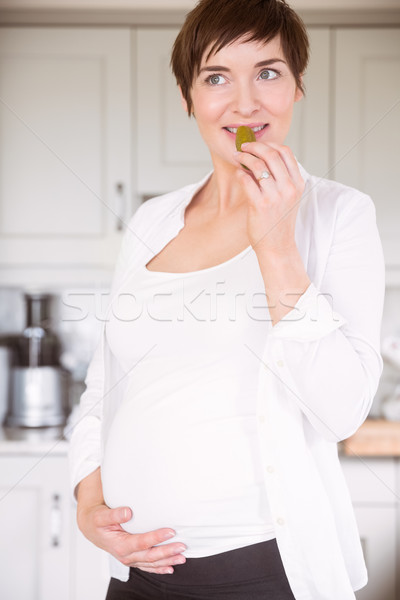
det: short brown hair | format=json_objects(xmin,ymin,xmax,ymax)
[{"xmin": 171, "ymin": 0, "xmax": 309, "ymax": 116}]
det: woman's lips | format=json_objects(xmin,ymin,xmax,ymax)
[{"xmin": 223, "ymin": 124, "xmax": 269, "ymax": 140}]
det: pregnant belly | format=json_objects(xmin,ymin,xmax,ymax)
[
  {"xmin": 101, "ymin": 397, "xmax": 271, "ymax": 554},
  {"xmin": 102, "ymin": 401, "xmax": 200, "ymax": 534}
]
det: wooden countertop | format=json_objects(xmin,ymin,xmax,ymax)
[{"xmin": 341, "ymin": 418, "xmax": 400, "ymax": 457}]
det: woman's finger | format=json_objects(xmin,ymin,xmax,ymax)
[
  {"xmin": 94, "ymin": 505, "xmax": 132, "ymax": 528},
  {"xmin": 139, "ymin": 542, "xmax": 187, "ymax": 563},
  {"xmin": 262, "ymin": 141, "xmax": 304, "ymax": 188},
  {"xmin": 239, "ymin": 143, "xmax": 291, "ymax": 184},
  {"xmin": 239, "ymin": 140, "xmax": 288, "ymax": 165},
  {"xmin": 124, "ymin": 528, "xmax": 177, "ymax": 553},
  {"xmin": 121, "ymin": 540, "xmax": 187, "ymax": 566},
  {"xmin": 134, "ymin": 553, "xmax": 186, "ymax": 569},
  {"xmin": 138, "ymin": 567, "xmax": 175, "ymax": 575},
  {"xmin": 233, "ymin": 152, "xmax": 274, "ymax": 187}
]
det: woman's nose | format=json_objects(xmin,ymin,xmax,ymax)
[{"xmin": 232, "ymin": 83, "xmax": 261, "ymax": 116}]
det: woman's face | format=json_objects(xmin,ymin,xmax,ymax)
[{"xmin": 182, "ymin": 35, "xmax": 303, "ymax": 168}]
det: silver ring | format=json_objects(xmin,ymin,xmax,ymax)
[{"xmin": 258, "ymin": 170, "xmax": 270, "ymax": 181}]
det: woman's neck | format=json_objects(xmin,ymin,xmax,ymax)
[{"xmin": 200, "ymin": 160, "xmax": 247, "ymax": 218}]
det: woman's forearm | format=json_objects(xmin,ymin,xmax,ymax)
[
  {"xmin": 76, "ymin": 467, "xmax": 105, "ymax": 517},
  {"xmin": 255, "ymin": 245, "xmax": 311, "ymax": 327}
]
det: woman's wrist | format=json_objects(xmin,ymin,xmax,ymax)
[
  {"xmin": 76, "ymin": 467, "xmax": 105, "ymax": 512},
  {"xmin": 255, "ymin": 246, "xmax": 311, "ymax": 326}
]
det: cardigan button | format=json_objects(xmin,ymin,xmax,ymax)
[
  {"xmin": 258, "ymin": 415, "xmax": 266, "ymax": 424},
  {"xmin": 277, "ymin": 360, "xmax": 284, "ymax": 368},
  {"xmin": 277, "ymin": 517, "xmax": 285, "ymax": 526},
  {"xmin": 266, "ymin": 465, "xmax": 274, "ymax": 473}
]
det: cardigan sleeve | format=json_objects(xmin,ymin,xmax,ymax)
[
  {"xmin": 68, "ymin": 336, "xmax": 104, "ymax": 500},
  {"xmin": 68, "ymin": 205, "xmax": 148, "ymax": 500},
  {"xmin": 263, "ymin": 192, "xmax": 385, "ymax": 442}
]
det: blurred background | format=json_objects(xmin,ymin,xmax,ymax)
[{"xmin": 0, "ymin": 0, "xmax": 399, "ymax": 598}]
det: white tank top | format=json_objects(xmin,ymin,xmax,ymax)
[{"xmin": 102, "ymin": 245, "xmax": 276, "ymax": 558}]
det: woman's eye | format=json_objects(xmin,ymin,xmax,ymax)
[
  {"xmin": 206, "ymin": 74, "xmax": 226, "ymax": 85},
  {"xmin": 259, "ymin": 69, "xmax": 279, "ymax": 80}
]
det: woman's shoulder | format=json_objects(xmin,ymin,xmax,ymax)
[
  {"xmin": 116, "ymin": 174, "xmax": 212, "ymax": 263},
  {"xmin": 126, "ymin": 188, "xmax": 183, "ymax": 228},
  {"xmin": 130, "ymin": 175, "xmax": 212, "ymax": 226},
  {"xmin": 137, "ymin": 185, "xmax": 191, "ymax": 216}
]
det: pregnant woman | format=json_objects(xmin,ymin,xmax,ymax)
[{"xmin": 69, "ymin": 0, "xmax": 385, "ymax": 598}]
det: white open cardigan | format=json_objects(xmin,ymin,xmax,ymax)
[{"xmin": 69, "ymin": 163, "xmax": 385, "ymax": 600}]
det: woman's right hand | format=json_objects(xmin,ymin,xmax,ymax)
[{"xmin": 76, "ymin": 469, "xmax": 186, "ymax": 574}]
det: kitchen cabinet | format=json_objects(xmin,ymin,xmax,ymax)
[
  {"xmin": 285, "ymin": 27, "xmax": 331, "ymax": 179},
  {"xmin": 71, "ymin": 513, "xmax": 110, "ymax": 600},
  {"xmin": 353, "ymin": 506, "xmax": 397, "ymax": 600},
  {"xmin": 136, "ymin": 28, "xmax": 212, "ymax": 197},
  {"xmin": 135, "ymin": 27, "xmax": 331, "ymax": 197},
  {"xmin": 340, "ymin": 456, "xmax": 399, "ymax": 600},
  {"xmin": 0, "ymin": 452, "xmax": 72, "ymax": 599},
  {"xmin": 333, "ymin": 28, "xmax": 400, "ymax": 273},
  {"xmin": 0, "ymin": 25, "xmax": 398, "ymax": 287},
  {"xmin": 0, "ymin": 443, "xmax": 108, "ymax": 600},
  {"xmin": 0, "ymin": 28, "xmax": 133, "ymax": 287}
]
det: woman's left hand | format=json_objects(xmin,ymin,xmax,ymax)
[{"xmin": 234, "ymin": 141, "xmax": 305, "ymax": 256}]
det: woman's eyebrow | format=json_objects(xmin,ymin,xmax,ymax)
[
  {"xmin": 198, "ymin": 58, "xmax": 287, "ymax": 74},
  {"xmin": 255, "ymin": 59, "xmax": 287, "ymax": 67}
]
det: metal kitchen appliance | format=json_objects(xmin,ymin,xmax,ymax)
[
  {"xmin": 5, "ymin": 293, "xmax": 70, "ymax": 428},
  {"xmin": 0, "ymin": 342, "xmax": 12, "ymax": 424}
]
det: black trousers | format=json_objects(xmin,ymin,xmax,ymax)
[{"xmin": 105, "ymin": 538, "xmax": 296, "ymax": 600}]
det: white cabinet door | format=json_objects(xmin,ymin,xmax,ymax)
[
  {"xmin": 340, "ymin": 456, "xmax": 397, "ymax": 504},
  {"xmin": 0, "ymin": 454, "xmax": 71, "ymax": 600},
  {"xmin": 135, "ymin": 28, "xmax": 212, "ymax": 198},
  {"xmin": 135, "ymin": 27, "xmax": 331, "ymax": 198},
  {"xmin": 0, "ymin": 28, "xmax": 132, "ymax": 286},
  {"xmin": 354, "ymin": 506, "xmax": 397, "ymax": 600},
  {"xmin": 340, "ymin": 457, "xmax": 399, "ymax": 599},
  {"xmin": 334, "ymin": 28, "xmax": 400, "ymax": 270},
  {"xmin": 285, "ymin": 27, "xmax": 331, "ymax": 178}
]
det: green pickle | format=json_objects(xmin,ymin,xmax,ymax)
[
  {"xmin": 235, "ymin": 125, "xmax": 256, "ymax": 151},
  {"xmin": 235, "ymin": 126, "xmax": 255, "ymax": 170}
]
